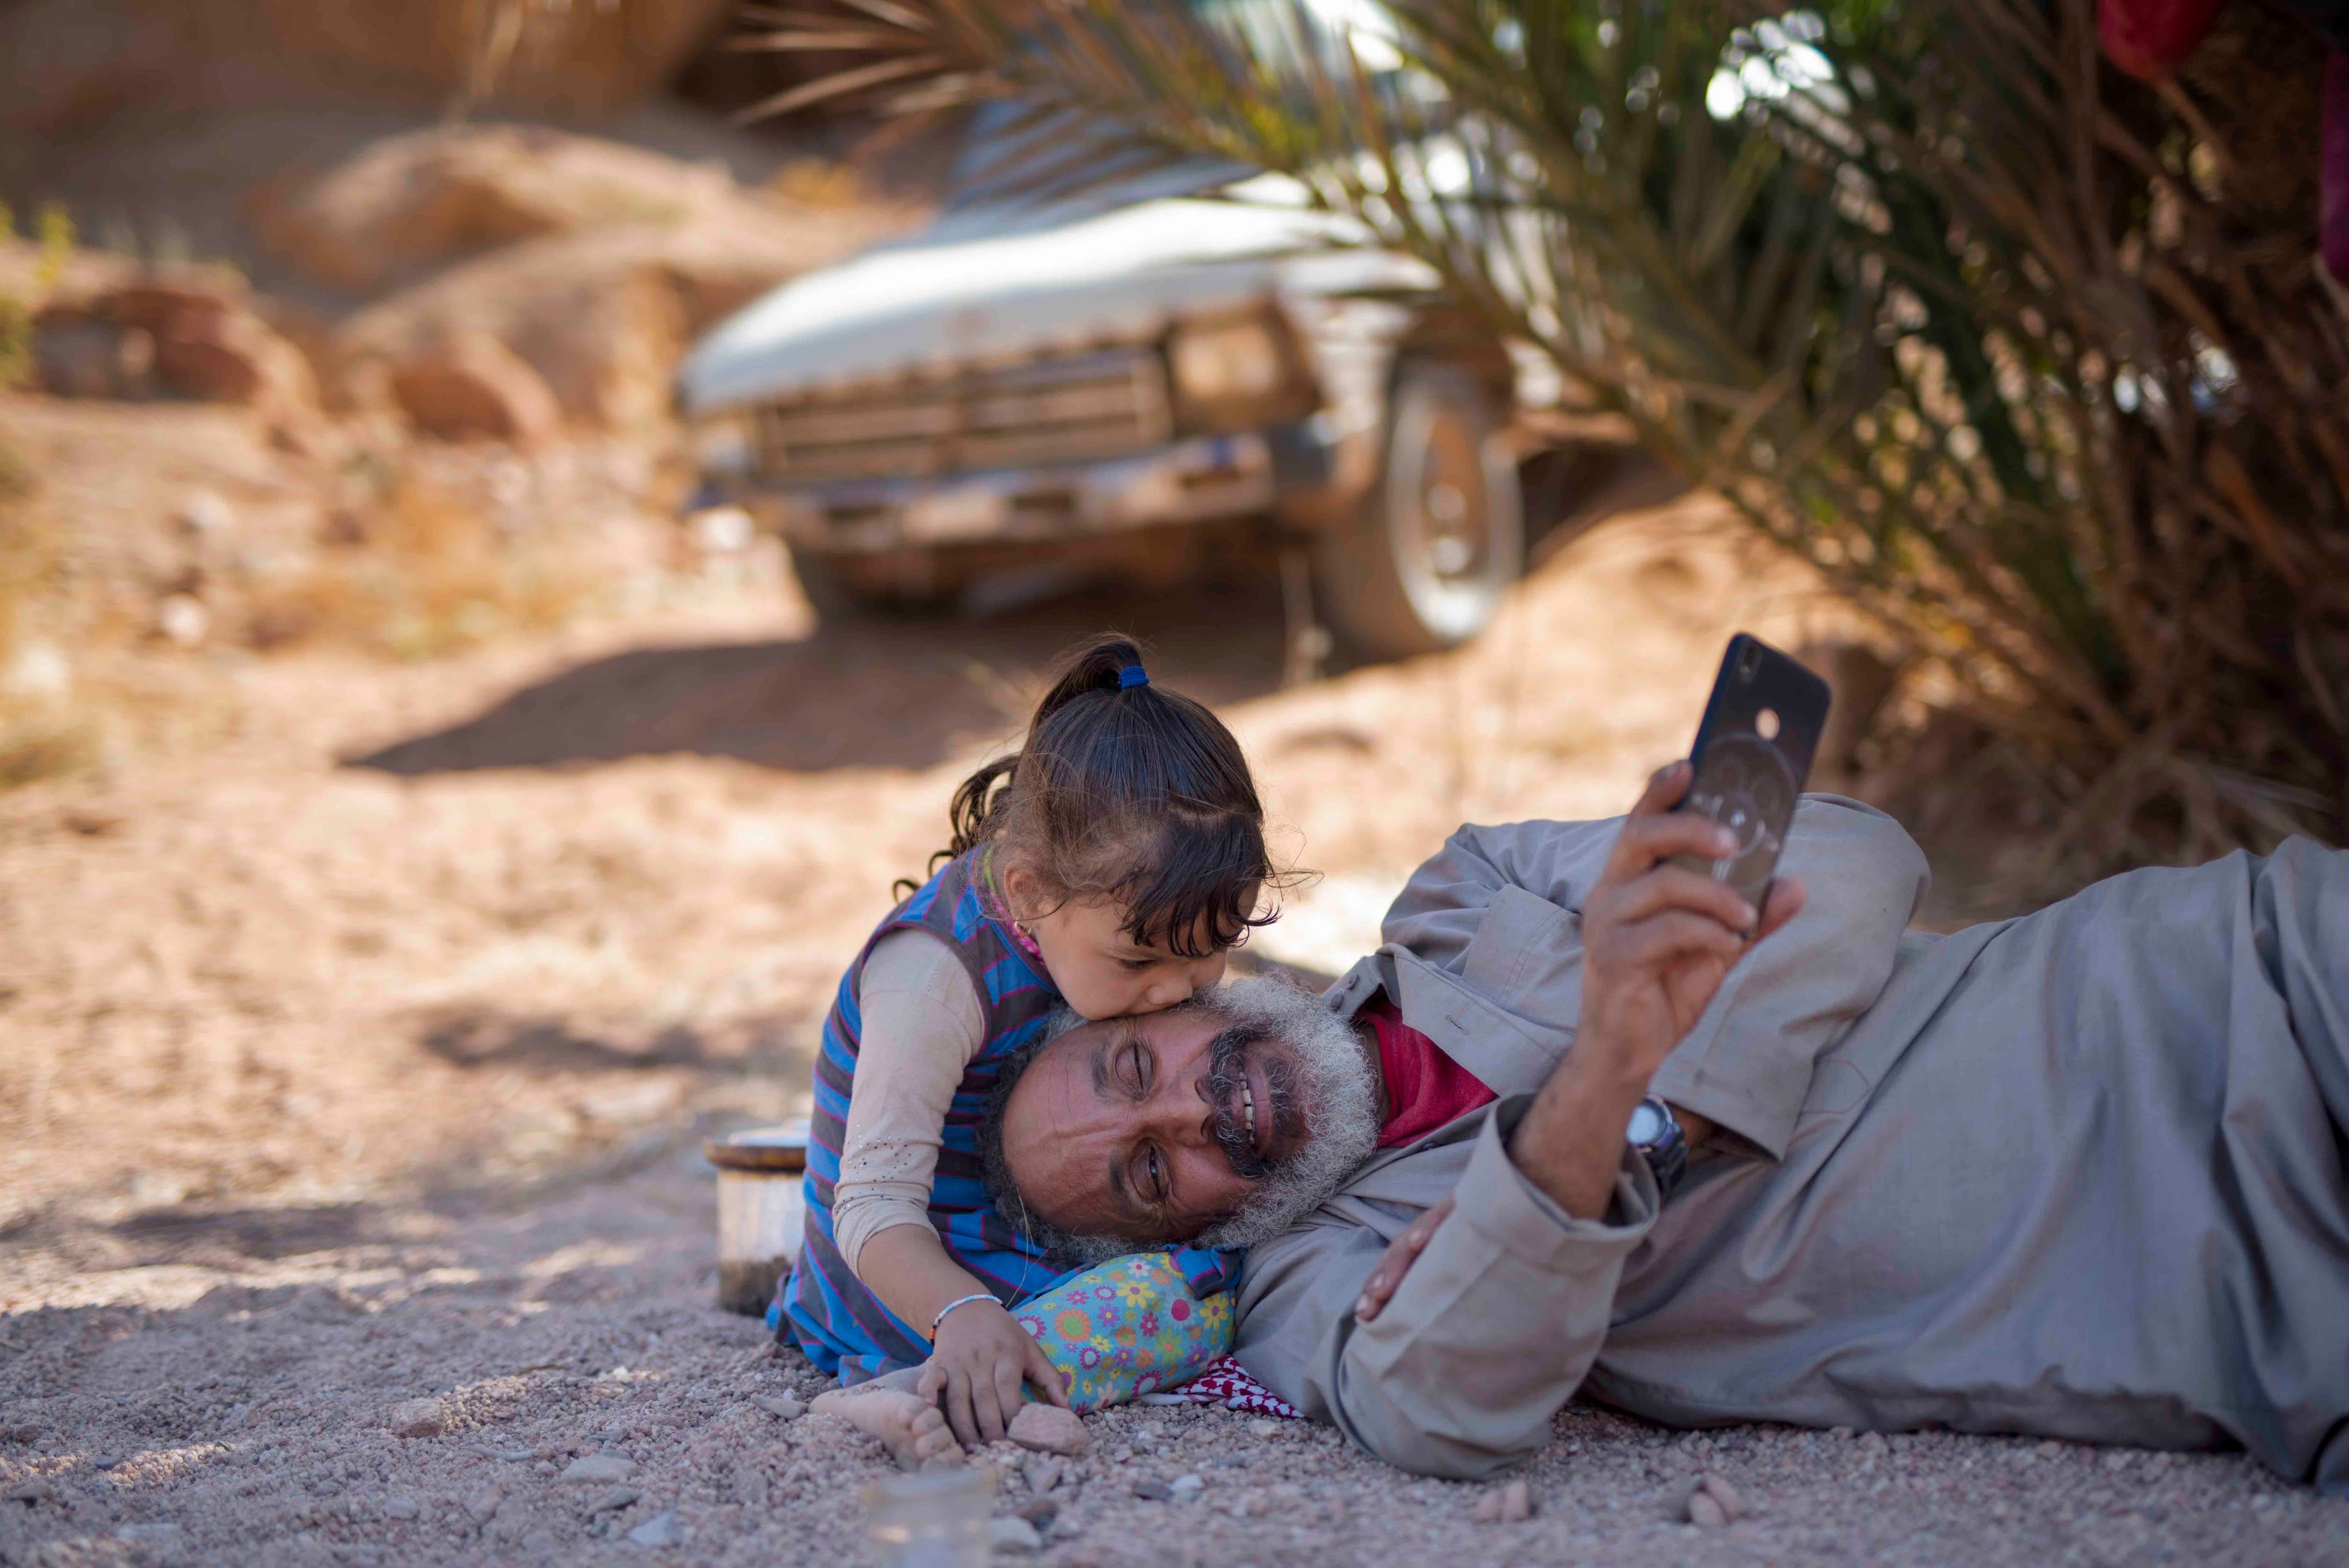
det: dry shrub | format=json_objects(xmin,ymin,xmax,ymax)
[
  {"xmin": 752, "ymin": 0, "xmax": 2348, "ymax": 897},
  {"xmin": 0, "ymin": 202, "xmax": 75, "ymax": 390},
  {"xmin": 766, "ymin": 158, "xmax": 870, "ymax": 209},
  {"xmin": 244, "ymin": 476, "xmax": 587, "ymax": 661}
]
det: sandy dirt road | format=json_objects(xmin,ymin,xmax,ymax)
[{"xmin": 4, "ymin": 485, "xmax": 2344, "ymax": 1566}]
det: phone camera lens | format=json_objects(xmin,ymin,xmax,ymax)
[{"xmin": 1737, "ymin": 645, "xmax": 1762, "ymax": 680}]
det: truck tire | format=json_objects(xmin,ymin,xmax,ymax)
[{"xmin": 1311, "ymin": 361, "xmax": 1524, "ymax": 662}]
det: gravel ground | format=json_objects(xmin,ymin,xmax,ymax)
[
  {"xmin": 5, "ymin": 481, "xmax": 2345, "ymax": 1566},
  {"xmin": 4, "ymin": 1138, "xmax": 2344, "ymax": 1568}
]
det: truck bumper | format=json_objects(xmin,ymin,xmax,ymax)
[{"xmin": 729, "ymin": 422, "xmax": 1340, "ymax": 556}]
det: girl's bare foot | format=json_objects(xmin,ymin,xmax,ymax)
[{"xmin": 811, "ymin": 1371, "xmax": 963, "ymax": 1471}]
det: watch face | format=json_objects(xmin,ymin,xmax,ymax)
[{"xmin": 1626, "ymin": 1103, "xmax": 1663, "ymax": 1147}]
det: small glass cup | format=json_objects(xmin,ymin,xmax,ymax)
[{"xmin": 862, "ymin": 1467, "xmax": 995, "ymax": 1568}]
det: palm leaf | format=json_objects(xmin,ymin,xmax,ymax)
[{"xmin": 735, "ymin": 0, "xmax": 2349, "ymax": 885}]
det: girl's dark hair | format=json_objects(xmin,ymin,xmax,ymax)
[{"xmin": 907, "ymin": 634, "xmax": 1286, "ymax": 958}]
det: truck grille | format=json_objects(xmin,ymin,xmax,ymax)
[{"xmin": 755, "ymin": 346, "xmax": 1174, "ymax": 485}]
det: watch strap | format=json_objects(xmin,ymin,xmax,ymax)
[{"xmin": 1629, "ymin": 1095, "xmax": 1688, "ymax": 1200}]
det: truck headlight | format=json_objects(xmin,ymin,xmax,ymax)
[
  {"xmin": 691, "ymin": 411, "xmax": 757, "ymax": 480},
  {"xmin": 1170, "ymin": 318, "xmax": 1291, "ymax": 412}
]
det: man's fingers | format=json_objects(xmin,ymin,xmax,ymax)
[
  {"xmin": 1603, "ymin": 863, "xmax": 1759, "ymax": 935},
  {"xmin": 1607, "ymin": 805, "xmax": 1740, "ymax": 882},
  {"xmin": 1610, "ymin": 910, "xmax": 1747, "ymax": 972},
  {"xmin": 1601, "ymin": 764, "xmax": 1698, "ymax": 879},
  {"xmin": 1633, "ymin": 760, "xmax": 1694, "ymax": 817},
  {"xmin": 1355, "ymin": 1196, "xmax": 1455, "ymax": 1321},
  {"xmin": 1753, "ymin": 876, "xmax": 1807, "ymax": 942},
  {"xmin": 1022, "ymin": 1337, "xmax": 1071, "ymax": 1408}
]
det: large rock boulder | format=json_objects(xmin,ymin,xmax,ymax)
[
  {"xmin": 254, "ymin": 124, "xmax": 738, "ymax": 293},
  {"xmin": 330, "ymin": 168, "xmax": 899, "ymax": 433},
  {"xmin": 108, "ymin": 285, "xmax": 321, "ymax": 416},
  {"xmin": 24, "ymin": 267, "xmax": 324, "ymax": 439},
  {"xmin": 384, "ymin": 332, "xmax": 562, "ymax": 445}
]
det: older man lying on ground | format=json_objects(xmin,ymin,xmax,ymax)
[{"xmin": 978, "ymin": 764, "xmax": 2349, "ymax": 1490}]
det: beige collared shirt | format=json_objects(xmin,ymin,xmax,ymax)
[{"xmin": 1233, "ymin": 801, "xmax": 2349, "ymax": 1493}]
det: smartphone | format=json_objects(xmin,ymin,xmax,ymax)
[{"xmin": 1669, "ymin": 634, "xmax": 1832, "ymax": 914}]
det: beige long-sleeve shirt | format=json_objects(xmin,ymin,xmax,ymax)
[
  {"xmin": 831, "ymin": 929, "xmax": 989, "ymax": 1274},
  {"xmin": 1234, "ymin": 801, "xmax": 2349, "ymax": 1494}
]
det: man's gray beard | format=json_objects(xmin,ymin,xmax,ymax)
[
  {"xmin": 1004, "ymin": 978, "xmax": 1383, "ymax": 1268},
  {"xmin": 1187, "ymin": 975, "xmax": 1382, "ymax": 1251}
]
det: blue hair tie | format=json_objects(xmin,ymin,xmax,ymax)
[{"xmin": 1118, "ymin": 664, "xmax": 1149, "ymax": 689}]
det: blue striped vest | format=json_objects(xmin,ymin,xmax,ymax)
[{"xmin": 777, "ymin": 850, "xmax": 1076, "ymax": 1381}]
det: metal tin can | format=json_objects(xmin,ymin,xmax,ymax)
[{"xmin": 702, "ymin": 1120, "xmax": 809, "ymax": 1317}]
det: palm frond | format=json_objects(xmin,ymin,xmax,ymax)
[{"xmin": 734, "ymin": 0, "xmax": 2349, "ymax": 884}]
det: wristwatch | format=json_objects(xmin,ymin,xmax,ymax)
[{"xmin": 1626, "ymin": 1096, "xmax": 1688, "ymax": 1200}]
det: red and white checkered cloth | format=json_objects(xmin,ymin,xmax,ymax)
[{"xmin": 1141, "ymin": 1354, "xmax": 1305, "ymax": 1418}]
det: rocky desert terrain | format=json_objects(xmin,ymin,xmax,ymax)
[
  {"xmin": 5, "ymin": 461, "xmax": 2349, "ymax": 1564},
  {"xmin": 2, "ymin": 50, "xmax": 2345, "ymax": 1566}
]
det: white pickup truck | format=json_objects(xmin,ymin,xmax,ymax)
[{"xmin": 675, "ymin": 107, "xmax": 1572, "ymax": 660}]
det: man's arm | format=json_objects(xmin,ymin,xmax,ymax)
[
  {"xmin": 1238, "ymin": 1096, "xmax": 1661, "ymax": 1477},
  {"xmin": 1386, "ymin": 794, "xmax": 1929, "ymax": 1158},
  {"xmin": 1238, "ymin": 767, "xmax": 1836, "ymax": 1476}
]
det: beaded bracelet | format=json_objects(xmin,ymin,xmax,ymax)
[{"xmin": 930, "ymin": 1291, "xmax": 998, "ymax": 1337}]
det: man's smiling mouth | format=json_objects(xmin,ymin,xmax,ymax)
[{"xmin": 1206, "ymin": 1027, "xmax": 1288, "ymax": 1178}]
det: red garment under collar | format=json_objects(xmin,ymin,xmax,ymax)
[{"xmin": 1364, "ymin": 997, "xmax": 1497, "ymax": 1148}]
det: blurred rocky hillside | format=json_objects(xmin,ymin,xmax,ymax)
[
  {"xmin": 0, "ymin": 0, "xmax": 927, "ymax": 787},
  {"xmin": 3, "ymin": 0, "xmax": 733, "ymax": 138}
]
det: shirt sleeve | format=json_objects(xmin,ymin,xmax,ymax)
[
  {"xmin": 833, "ymin": 929, "xmax": 988, "ymax": 1275},
  {"xmin": 1641, "ymin": 797, "xmax": 1929, "ymax": 1157},
  {"xmin": 1382, "ymin": 795, "xmax": 1931, "ymax": 1158},
  {"xmin": 1234, "ymin": 1096, "xmax": 1660, "ymax": 1479}
]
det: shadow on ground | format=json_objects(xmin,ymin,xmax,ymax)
[
  {"xmin": 6, "ymin": 1113, "xmax": 728, "ymax": 1282},
  {"xmin": 347, "ymin": 569, "xmax": 1293, "ymax": 776},
  {"xmin": 345, "ymin": 451, "xmax": 1680, "ymax": 779},
  {"xmin": 416, "ymin": 1010, "xmax": 798, "ymax": 1078}
]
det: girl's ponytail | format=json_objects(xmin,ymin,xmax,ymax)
[
  {"xmin": 932, "ymin": 635, "xmax": 1144, "ymax": 867},
  {"xmin": 904, "ymin": 633, "xmax": 1291, "ymax": 953},
  {"xmin": 1030, "ymin": 635, "xmax": 1146, "ymax": 727}
]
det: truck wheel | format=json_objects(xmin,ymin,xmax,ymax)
[{"xmin": 1311, "ymin": 361, "xmax": 1523, "ymax": 662}]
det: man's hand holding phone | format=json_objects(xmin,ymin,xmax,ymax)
[
  {"xmin": 1365, "ymin": 757, "xmax": 1809, "ymax": 1321},
  {"xmin": 1582, "ymin": 761, "xmax": 1807, "ymax": 1089},
  {"xmin": 1510, "ymin": 761, "xmax": 1806, "ymax": 1222}
]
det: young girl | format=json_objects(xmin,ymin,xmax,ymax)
[{"xmin": 777, "ymin": 634, "xmax": 1279, "ymax": 1449}]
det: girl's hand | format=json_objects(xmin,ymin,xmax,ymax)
[
  {"xmin": 924, "ymin": 1299, "xmax": 1069, "ymax": 1447},
  {"xmin": 1354, "ymin": 1196, "xmax": 1453, "ymax": 1323}
]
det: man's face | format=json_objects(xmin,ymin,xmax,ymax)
[{"xmin": 997, "ymin": 1008, "xmax": 1309, "ymax": 1244}]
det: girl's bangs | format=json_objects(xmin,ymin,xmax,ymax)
[{"xmin": 1115, "ymin": 811, "xmax": 1281, "ymax": 959}]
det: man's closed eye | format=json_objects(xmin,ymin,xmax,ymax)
[{"xmin": 1120, "ymin": 1038, "xmax": 1152, "ymax": 1097}]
